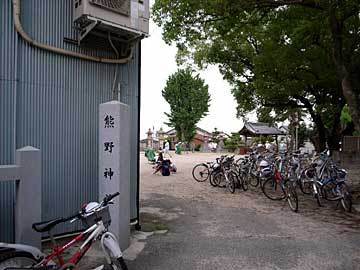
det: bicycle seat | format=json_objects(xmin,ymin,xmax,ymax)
[{"xmin": 32, "ymin": 218, "xmax": 64, "ymax": 233}]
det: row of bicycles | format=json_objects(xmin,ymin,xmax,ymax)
[{"xmin": 192, "ymin": 150, "xmax": 353, "ymax": 213}]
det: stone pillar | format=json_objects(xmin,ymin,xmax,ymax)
[
  {"xmin": 216, "ymin": 136, "xmax": 225, "ymax": 152},
  {"xmin": 99, "ymin": 101, "xmax": 130, "ymax": 249},
  {"xmin": 15, "ymin": 146, "xmax": 41, "ymax": 248},
  {"xmin": 0, "ymin": 147, "xmax": 42, "ymax": 248}
]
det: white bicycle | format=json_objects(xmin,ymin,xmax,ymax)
[{"xmin": 0, "ymin": 192, "xmax": 128, "ymax": 270}]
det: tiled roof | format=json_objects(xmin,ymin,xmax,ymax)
[
  {"xmin": 239, "ymin": 122, "xmax": 284, "ymax": 136},
  {"xmin": 165, "ymin": 127, "xmax": 212, "ymax": 136}
]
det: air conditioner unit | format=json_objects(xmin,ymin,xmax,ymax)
[{"xmin": 74, "ymin": 0, "xmax": 149, "ymax": 44}]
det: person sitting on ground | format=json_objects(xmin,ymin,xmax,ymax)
[
  {"xmin": 156, "ymin": 149, "xmax": 164, "ymax": 163},
  {"xmin": 152, "ymin": 149, "xmax": 164, "ymax": 173},
  {"xmin": 153, "ymin": 158, "xmax": 177, "ymax": 175}
]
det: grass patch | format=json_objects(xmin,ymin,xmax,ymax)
[{"xmin": 140, "ymin": 212, "xmax": 169, "ymax": 232}]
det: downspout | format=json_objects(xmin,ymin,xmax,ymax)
[
  {"xmin": 12, "ymin": 8, "xmax": 19, "ymax": 241},
  {"xmin": 13, "ymin": 18, "xmax": 19, "ymax": 161},
  {"xmin": 135, "ymin": 42, "xmax": 142, "ymax": 230},
  {"xmin": 12, "ymin": 0, "xmax": 139, "ymax": 64},
  {"xmin": 108, "ymin": 33, "xmax": 120, "ymax": 100}
]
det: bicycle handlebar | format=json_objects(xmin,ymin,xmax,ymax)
[{"xmin": 103, "ymin": 192, "xmax": 120, "ymax": 205}]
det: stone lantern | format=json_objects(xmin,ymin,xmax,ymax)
[
  {"xmin": 202, "ymin": 135, "xmax": 210, "ymax": 152},
  {"xmin": 146, "ymin": 128, "xmax": 153, "ymax": 148},
  {"xmin": 158, "ymin": 127, "xmax": 165, "ymax": 149}
]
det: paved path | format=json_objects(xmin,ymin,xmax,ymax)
[{"xmin": 80, "ymin": 152, "xmax": 360, "ymax": 270}]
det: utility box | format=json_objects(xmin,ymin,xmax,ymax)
[{"xmin": 74, "ymin": 0, "xmax": 149, "ymax": 46}]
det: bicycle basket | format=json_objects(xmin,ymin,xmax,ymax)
[
  {"xmin": 260, "ymin": 167, "xmax": 272, "ymax": 178},
  {"xmin": 213, "ymin": 163, "xmax": 221, "ymax": 172},
  {"xmin": 82, "ymin": 206, "xmax": 111, "ymax": 228},
  {"xmin": 222, "ymin": 160, "xmax": 232, "ymax": 169}
]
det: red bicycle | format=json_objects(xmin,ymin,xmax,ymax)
[{"xmin": 0, "ymin": 192, "xmax": 128, "ymax": 270}]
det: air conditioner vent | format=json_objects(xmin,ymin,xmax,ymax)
[{"xmin": 89, "ymin": 0, "xmax": 130, "ymax": 16}]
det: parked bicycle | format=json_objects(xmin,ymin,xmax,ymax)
[
  {"xmin": 304, "ymin": 159, "xmax": 352, "ymax": 211},
  {"xmin": 261, "ymin": 155, "xmax": 299, "ymax": 212},
  {"xmin": 0, "ymin": 192, "xmax": 128, "ymax": 270},
  {"xmin": 212, "ymin": 155, "xmax": 237, "ymax": 193},
  {"xmin": 320, "ymin": 164, "xmax": 352, "ymax": 212},
  {"xmin": 192, "ymin": 156, "xmax": 227, "ymax": 187},
  {"xmin": 192, "ymin": 148, "xmax": 352, "ymax": 213}
]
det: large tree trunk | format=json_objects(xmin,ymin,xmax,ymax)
[
  {"xmin": 330, "ymin": 9, "xmax": 360, "ymax": 132},
  {"xmin": 327, "ymin": 108, "xmax": 343, "ymax": 151},
  {"xmin": 316, "ymin": 120, "xmax": 327, "ymax": 151},
  {"xmin": 310, "ymin": 128, "xmax": 326, "ymax": 153},
  {"xmin": 307, "ymin": 111, "xmax": 326, "ymax": 151},
  {"xmin": 181, "ymin": 126, "xmax": 185, "ymax": 142},
  {"xmin": 288, "ymin": 112, "xmax": 296, "ymax": 151},
  {"xmin": 294, "ymin": 96, "xmax": 327, "ymax": 151},
  {"xmin": 340, "ymin": 72, "xmax": 360, "ymax": 132}
]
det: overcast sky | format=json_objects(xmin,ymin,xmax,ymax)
[{"xmin": 140, "ymin": 2, "xmax": 250, "ymax": 139}]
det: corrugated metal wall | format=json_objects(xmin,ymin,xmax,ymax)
[{"xmin": 0, "ymin": 0, "xmax": 140, "ymax": 241}]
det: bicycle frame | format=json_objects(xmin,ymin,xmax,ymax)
[
  {"xmin": 314, "ymin": 156, "xmax": 330, "ymax": 179},
  {"xmin": 0, "ymin": 193, "xmax": 125, "ymax": 270},
  {"xmin": 36, "ymin": 222, "xmax": 106, "ymax": 268},
  {"xmin": 321, "ymin": 175, "xmax": 346, "ymax": 199}
]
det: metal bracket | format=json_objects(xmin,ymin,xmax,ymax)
[{"xmin": 78, "ymin": 20, "xmax": 99, "ymax": 45}]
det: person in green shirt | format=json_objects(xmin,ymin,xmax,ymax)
[
  {"xmin": 175, "ymin": 142, "xmax": 182, "ymax": 154},
  {"xmin": 145, "ymin": 147, "xmax": 156, "ymax": 163}
]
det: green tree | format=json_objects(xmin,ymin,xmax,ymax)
[
  {"xmin": 153, "ymin": 0, "xmax": 360, "ymax": 149},
  {"xmin": 162, "ymin": 68, "xmax": 211, "ymax": 143},
  {"xmin": 210, "ymin": 127, "xmax": 220, "ymax": 144},
  {"xmin": 224, "ymin": 132, "xmax": 245, "ymax": 152}
]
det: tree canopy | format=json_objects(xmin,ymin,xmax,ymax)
[
  {"xmin": 153, "ymin": 0, "xmax": 360, "ymax": 150},
  {"xmin": 162, "ymin": 68, "xmax": 211, "ymax": 143}
]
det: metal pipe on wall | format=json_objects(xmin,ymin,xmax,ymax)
[{"xmin": 12, "ymin": 0, "xmax": 136, "ymax": 64}]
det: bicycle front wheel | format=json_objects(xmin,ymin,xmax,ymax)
[
  {"xmin": 112, "ymin": 257, "xmax": 128, "ymax": 270},
  {"xmin": 209, "ymin": 172, "xmax": 218, "ymax": 187},
  {"xmin": 192, "ymin": 163, "xmax": 209, "ymax": 182},
  {"xmin": 315, "ymin": 193, "xmax": 321, "ymax": 206},
  {"xmin": 214, "ymin": 172, "xmax": 226, "ymax": 188},
  {"xmin": 311, "ymin": 182, "xmax": 322, "ymax": 206},
  {"xmin": 339, "ymin": 183, "xmax": 352, "ymax": 212},
  {"xmin": 0, "ymin": 251, "xmax": 37, "ymax": 270},
  {"xmin": 248, "ymin": 173, "xmax": 259, "ymax": 187},
  {"xmin": 241, "ymin": 173, "xmax": 249, "ymax": 191},
  {"xmin": 227, "ymin": 172, "xmax": 236, "ymax": 193},
  {"xmin": 286, "ymin": 182, "xmax": 299, "ymax": 212},
  {"xmin": 262, "ymin": 178, "xmax": 286, "ymax": 200},
  {"xmin": 298, "ymin": 177, "xmax": 312, "ymax": 195}
]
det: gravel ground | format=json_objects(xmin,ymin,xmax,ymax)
[{"xmin": 80, "ymin": 151, "xmax": 360, "ymax": 270}]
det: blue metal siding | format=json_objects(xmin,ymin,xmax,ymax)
[
  {"xmin": 0, "ymin": 0, "xmax": 140, "ymax": 240},
  {"xmin": 0, "ymin": 0, "xmax": 17, "ymax": 242}
]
